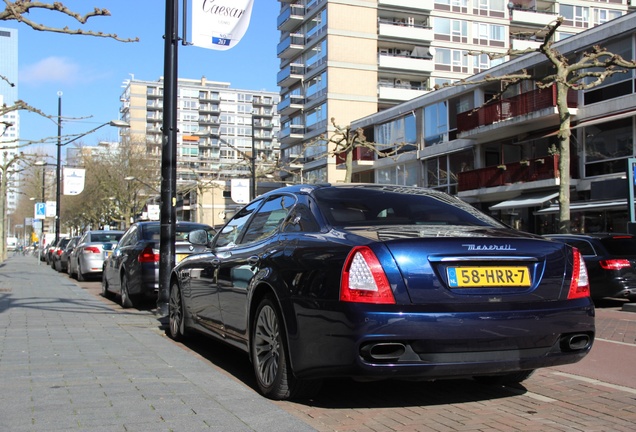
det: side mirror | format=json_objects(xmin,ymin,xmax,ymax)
[{"xmin": 188, "ymin": 229, "xmax": 209, "ymax": 246}]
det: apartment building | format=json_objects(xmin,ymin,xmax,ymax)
[
  {"xmin": 276, "ymin": 0, "xmax": 632, "ymax": 183},
  {"xmin": 349, "ymin": 12, "xmax": 636, "ymax": 234},
  {"xmin": 118, "ymin": 76, "xmax": 280, "ymax": 183},
  {"xmin": 117, "ymin": 77, "xmax": 281, "ymax": 225},
  {"xmin": 0, "ymin": 27, "xmax": 19, "ymax": 214}
]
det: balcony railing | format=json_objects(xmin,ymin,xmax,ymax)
[
  {"xmin": 335, "ymin": 146, "xmax": 375, "ymax": 165},
  {"xmin": 457, "ymin": 86, "xmax": 577, "ymax": 133},
  {"xmin": 457, "ymin": 155, "xmax": 560, "ymax": 192}
]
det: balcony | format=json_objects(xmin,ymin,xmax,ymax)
[
  {"xmin": 277, "ymin": 4, "xmax": 305, "ymax": 32},
  {"xmin": 335, "ymin": 146, "xmax": 375, "ymax": 166},
  {"xmin": 378, "ymin": 22, "xmax": 433, "ymax": 43},
  {"xmin": 457, "ymin": 155, "xmax": 560, "ymax": 192},
  {"xmin": 146, "ymin": 102, "xmax": 163, "ymax": 110},
  {"xmin": 279, "ymin": 124, "xmax": 305, "ymax": 145},
  {"xmin": 378, "ymin": 0, "xmax": 433, "ymax": 10},
  {"xmin": 277, "ymin": 63, "xmax": 304, "ymax": 87},
  {"xmin": 379, "ymin": 84, "xmax": 428, "ymax": 103},
  {"xmin": 199, "ymin": 104, "xmax": 220, "ymax": 114},
  {"xmin": 378, "ymin": 53, "xmax": 434, "ymax": 74},
  {"xmin": 510, "ymin": 8, "xmax": 558, "ymax": 28},
  {"xmin": 511, "ymin": 37, "xmax": 542, "ymax": 51},
  {"xmin": 456, "ymin": 86, "xmax": 578, "ymax": 133},
  {"xmin": 277, "ymin": 33, "xmax": 304, "ymax": 59},
  {"xmin": 278, "ymin": 94, "xmax": 304, "ymax": 116}
]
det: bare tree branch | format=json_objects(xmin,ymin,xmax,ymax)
[{"xmin": 0, "ymin": 0, "xmax": 138, "ymax": 42}]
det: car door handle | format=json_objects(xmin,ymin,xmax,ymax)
[{"xmin": 248, "ymin": 256, "xmax": 260, "ymax": 266}]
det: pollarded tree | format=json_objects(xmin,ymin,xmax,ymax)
[{"xmin": 460, "ymin": 17, "xmax": 636, "ymax": 233}]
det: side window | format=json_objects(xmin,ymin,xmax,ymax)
[
  {"xmin": 214, "ymin": 200, "xmax": 262, "ymax": 248},
  {"xmin": 282, "ymin": 203, "xmax": 320, "ymax": 233},
  {"xmin": 118, "ymin": 227, "xmax": 137, "ymax": 248},
  {"xmin": 241, "ymin": 196, "xmax": 295, "ymax": 244}
]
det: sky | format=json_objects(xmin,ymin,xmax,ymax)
[{"xmin": 3, "ymin": 0, "xmax": 280, "ymax": 156}]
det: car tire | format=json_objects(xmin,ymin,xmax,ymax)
[
  {"xmin": 251, "ymin": 295, "xmax": 321, "ymax": 400},
  {"xmin": 120, "ymin": 273, "xmax": 134, "ymax": 309},
  {"xmin": 473, "ymin": 370, "xmax": 535, "ymax": 385},
  {"xmin": 77, "ymin": 262, "xmax": 85, "ymax": 281},
  {"xmin": 166, "ymin": 281, "xmax": 187, "ymax": 341},
  {"xmin": 101, "ymin": 273, "xmax": 114, "ymax": 300}
]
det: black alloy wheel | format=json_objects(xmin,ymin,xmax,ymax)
[
  {"xmin": 251, "ymin": 295, "xmax": 321, "ymax": 400},
  {"xmin": 120, "ymin": 273, "xmax": 134, "ymax": 309},
  {"xmin": 101, "ymin": 273, "xmax": 114, "ymax": 300},
  {"xmin": 167, "ymin": 281, "xmax": 186, "ymax": 340},
  {"xmin": 77, "ymin": 261, "xmax": 85, "ymax": 281}
]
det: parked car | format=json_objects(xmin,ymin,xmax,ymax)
[
  {"xmin": 56, "ymin": 236, "xmax": 80, "ymax": 273},
  {"xmin": 166, "ymin": 184, "xmax": 596, "ymax": 401},
  {"xmin": 544, "ymin": 233, "xmax": 636, "ymax": 301},
  {"xmin": 101, "ymin": 221, "xmax": 215, "ymax": 308},
  {"xmin": 69, "ymin": 230, "xmax": 124, "ymax": 281},
  {"xmin": 44, "ymin": 239, "xmax": 62, "ymax": 264},
  {"xmin": 49, "ymin": 237, "xmax": 71, "ymax": 270}
]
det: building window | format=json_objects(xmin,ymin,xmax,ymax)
[
  {"xmin": 560, "ymin": 5, "xmax": 590, "ymax": 28},
  {"xmin": 435, "ymin": 48, "xmax": 468, "ymax": 73},
  {"xmin": 593, "ymin": 8, "xmax": 622, "ymax": 26},
  {"xmin": 424, "ymin": 102, "xmax": 448, "ymax": 146},
  {"xmin": 376, "ymin": 163, "xmax": 419, "ymax": 186},
  {"xmin": 583, "ymin": 35, "xmax": 634, "ymax": 105},
  {"xmin": 584, "ymin": 117, "xmax": 634, "ymax": 177},
  {"xmin": 472, "ymin": 22, "xmax": 505, "ymax": 47},
  {"xmin": 434, "ymin": 18, "xmax": 468, "ymax": 43},
  {"xmin": 375, "ymin": 115, "xmax": 416, "ymax": 146}
]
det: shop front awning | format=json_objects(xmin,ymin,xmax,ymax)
[
  {"xmin": 489, "ymin": 192, "xmax": 559, "ymax": 211},
  {"xmin": 534, "ymin": 199, "xmax": 627, "ymax": 215}
]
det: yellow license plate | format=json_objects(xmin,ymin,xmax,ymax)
[
  {"xmin": 447, "ymin": 266, "xmax": 531, "ymax": 287},
  {"xmin": 176, "ymin": 253, "xmax": 187, "ymax": 263}
]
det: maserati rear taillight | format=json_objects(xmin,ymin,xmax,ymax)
[
  {"xmin": 568, "ymin": 248, "xmax": 590, "ymax": 299},
  {"xmin": 599, "ymin": 259, "xmax": 631, "ymax": 270},
  {"xmin": 340, "ymin": 246, "xmax": 395, "ymax": 304},
  {"xmin": 83, "ymin": 246, "xmax": 101, "ymax": 254},
  {"xmin": 138, "ymin": 246, "xmax": 159, "ymax": 263}
]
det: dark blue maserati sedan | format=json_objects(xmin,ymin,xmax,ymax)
[{"xmin": 167, "ymin": 184, "xmax": 595, "ymax": 400}]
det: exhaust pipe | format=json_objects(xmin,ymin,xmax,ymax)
[
  {"xmin": 560, "ymin": 333, "xmax": 592, "ymax": 351},
  {"xmin": 360, "ymin": 342, "xmax": 406, "ymax": 361}
]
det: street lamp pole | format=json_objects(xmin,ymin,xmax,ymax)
[
  {"xmin": 157, "ymin": 0, "xmax": 179, "ymax": 317},
  {"xmin": 55, "ymin": 91, "xmax": 62, "ymax": 245},
  {"xmin": 51, "ymin": 114, "xmax": 128, "ymax": 246},
  {"xmin": 251, "ymin": 115, "xmax": 256, "ymax": 200}
]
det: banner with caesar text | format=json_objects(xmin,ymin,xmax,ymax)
[
  {"xmin": 63, "ymin": 168, "xmax": 86, "ymax": 195},
  {"xmin": 191, "ymin": 0, "xmax": 254, "ymax": 51}
]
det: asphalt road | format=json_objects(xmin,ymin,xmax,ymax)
[{"xmin": 71, "ymin": 270, "xmax": 636, "ymax": 432}]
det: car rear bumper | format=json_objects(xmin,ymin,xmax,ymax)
[
  {"xmin": 591, "ymin": 277, "xmax": 636, "ymax": 300},
  {"xmin": 288, "ymin": 299, "xmax": 595, "ymax": 380},
  {"xmin": 79, "ymin": 256, "xmax": 105, "ymax": 274}
]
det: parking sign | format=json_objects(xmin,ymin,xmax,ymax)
[{"xmin": 34, "ymin": 202, "xmax": 46, "ymax": 220}]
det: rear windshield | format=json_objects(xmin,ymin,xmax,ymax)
[
  {"xmin": 600, "ymin": 236, "xmax": 636, "ymax": 256},
  {"xmin": 91, "ymin": 233, "xmax": 123, "ymax": 243},
  {"xmin": 313, "ymin": 187, "xmax": 504, "ymax": 228},
  {"xmin": 142, "ymin": 224, "xmax": 215, "ymax": 241}
]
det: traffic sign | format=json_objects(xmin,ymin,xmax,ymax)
[{"xmin": 34, "ymin": 202, "xmax": 46, "ymax": 220}]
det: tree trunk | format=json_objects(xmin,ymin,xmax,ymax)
[
  {"xmin": 0, "ymin": 168, "xmax": 7, "ymax": 261},
  {"xmin": 555, "ymin": 81, "xmax": 572, "ymax": 233},
  {"xmin": 344, "ymin": 147, "xmax": 354, "ymax": 183}
]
